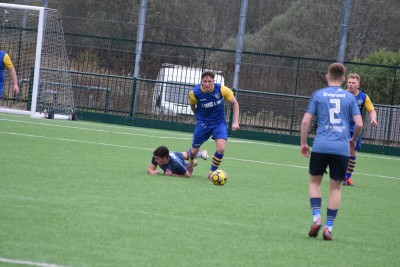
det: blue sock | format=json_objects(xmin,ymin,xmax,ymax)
[
  {"xmin": 326, "ymin": 208, "xmax": 338, "ymax": 232},
  {"xmin": 210, "ymin": 151, "xmax": 224, "ymax": 172},
  {"xmin": 310, "ymin": 198, "xmax": 321, "ymax": 223}
]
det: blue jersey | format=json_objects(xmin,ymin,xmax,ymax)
[
  {"xmin": 306, "ymin": 86, "xmax": 360, "ymax": 156},
  {"xmin": 151, "ymin": 152, "xmax": 187, "ymax": 175},
  {"xmin": 0, "ymin": 50, "xmax": 6, "ymax": 93},
  {"xmin": 189, "ymin": 83, "xmax": 234, "ymax": 125}
]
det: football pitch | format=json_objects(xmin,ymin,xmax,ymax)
[{"xmin": 1, "ymin": 113, "xmax": 399, "ymax": 267}]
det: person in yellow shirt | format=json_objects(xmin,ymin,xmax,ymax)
[
  {"xmin": 0, "ymin": 50, "xmax": 19, "ymax": 98},
  {"xmin": 186, "ymin": 71, "xmax": 240, "ymax": 179},
  {"xmin": 344, "ymin": 73, "xmax": 377, "ymax": 186}
]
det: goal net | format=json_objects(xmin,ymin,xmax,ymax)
[{"xmin": 0, "ymin": 3, "xmax": 75, "ymax": 120}]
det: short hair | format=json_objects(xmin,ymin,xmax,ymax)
[
  {"xmin": 201, "ymin": 71, "xmax": 215, "ymax": 80},
  {"xmin": 328, "ymin": 62, "xmax": 346, "ymax": 81},
  {"xmin": 153, "ymin": 145, "xmax": 169, "ymax": 158},
  {"xmin": 347, "ymin": 73, "xmax": 360, "ymax": 82}
]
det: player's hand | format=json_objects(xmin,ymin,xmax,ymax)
[
  {"xmin": 300, "ymin": 144, "xmax": 310, "ymax": 158},
  {"xmin": 349, "ymin": 139, "xmax": 356, "ymax": 150},
  {"xmin": 151, "ymin": 170, "xmax": 160, "ymax": 175},
  {"xmin": 232, "ymin": 122, "xmax": 239, "ymax": 131},
  {"xmin": 371, "ymin": 119, "xmax": 377, "ymax": 126},
  {"xmin": 165, "ymin": 169, "xmax": 173, "ymax": 176},
  {"xmin": 13, "ymin": 85, "xmax": 19, "ymax": 94}
]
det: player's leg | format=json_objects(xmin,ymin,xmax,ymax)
[
  {"xmin": 323, "ymin": 154, "xmax": 348, "ymax": 241},
  {"xmin": 182, "ymin": 150, "xmax": 209, "ymax": 160},
  {"xmin": 0, "ymin": 82, "xmax": 4, "ymax": 98},
  {"xmin": 188, "ymin": 124, "xmax": 212, "ymax": 167},
  {"xmin": 174, "ymin": 152, "xmax": 193, "ymax": 175},
  {"xmin": 207, "ymin": 138, "xmax": 226, "ymax": 179},
  {"xmin": 309, "ymin": 174, "xmax": 323, "ymax": 237},
  {"xmin": 323, "ymin": 179, "xmax": 341, "ymax": 240},
  {"xmin": 345, "ymin": 135, "xmax": 361, "ymax": 186},
  {"xmin": 207, "ymin": 123, "xmax": 228, "ymax": 179},
  {"xmin": 308, "ymin": 152, "xmax": 327, "ymax": 238},
  {"xmin": 345, "ymin": 150, "xmax": 357, "ymax": 185}
]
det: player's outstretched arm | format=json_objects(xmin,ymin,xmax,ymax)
[{"xmin": 147, "ymin": 163, "xmax": 160, "ymax": 175}]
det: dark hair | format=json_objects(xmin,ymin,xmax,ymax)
[
  {"xmin": 153, "ymin": 145, "xmax": 169, "ymax": 158},
  {"xmin": 328, "ymin": 62, "xmax": 346, "ymax": 81},
  {"xmin": 201, "ymin": 71, "xmax": 215, "ymax": 80}
]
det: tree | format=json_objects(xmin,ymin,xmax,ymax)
[
  {"xmin": 220, "ymin": 0, "xmax": 400, "ymax": 61},
  {"xmin": 347, "ymin": 49, "xmax": 400, "ymax": 105},
  {"xmin": 221, "ymin": 0, "xmax": 343, "ymax": 59}
]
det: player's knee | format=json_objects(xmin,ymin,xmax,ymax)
[{"xmin": 216, "ymin": 148, "xmax": 225, "ymax": 154}]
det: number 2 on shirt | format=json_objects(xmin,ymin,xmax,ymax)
[{"xmin": 329, "ymin": 99, "xmax": 341, "ymax": 124}]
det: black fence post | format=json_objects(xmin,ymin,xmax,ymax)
[
  {"xmin": 289, "ymin": 58, "xmax": 301, "ymax": 135},
  {"xmin": 130, "ymin": 77, "xmax": 137, "ymax": 117},
  {"xmin": 105, "ymin": 76, "xmax": 111, "ymax": 112},
  {"xmin": 386, "ymin": 67, "xmax": 398, "ymax": 143}
]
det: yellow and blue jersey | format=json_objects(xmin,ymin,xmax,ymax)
[
  {"xmin": 349, "ymin": 89, "xmax": 374, "ymax": 131},
  {"xmin": 0, "ymin": 50, "xmax": 14, "ymax": 93},
  {"xmin": 189, "ymin": 83, "xmax": 234, "ymax": 125}
]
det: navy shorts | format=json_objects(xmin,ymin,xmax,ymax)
[
  {"xmin": 309, "ymin": 152, "xmax": 349, "ymax": 181},
  {"xmin": 191, "ymin": 121, "xmax": 228, "ymax": 148}
]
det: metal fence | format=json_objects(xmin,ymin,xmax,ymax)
[
  {"xmin": 70, "ymin": 71, "xmax": 400, "ymax": 148},
  {"xmin": 1, "ymin": 31, "xmax": 399, "ymax": 148},
  {"xmin": 61, "ymin": 34, "xmax": 400, "ymax": 104}
]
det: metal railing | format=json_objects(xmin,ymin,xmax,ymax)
[{"xmin": 71, "ymin": 72, "xmax": 400, "ymax": 147}]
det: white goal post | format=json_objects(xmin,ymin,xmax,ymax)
[{"xmin": 0, "ymin": 3, "xmax": 75, "ymax": 120}]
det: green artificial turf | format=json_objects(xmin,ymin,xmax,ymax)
[{"xmin": 1, "ymin": 113, "xmax": 399, "ymax": 267}]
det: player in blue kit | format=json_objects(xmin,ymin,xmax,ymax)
[
  {"xmin": 147, "ymin": 145, "xmax": 208, "ymax": 178},
  {"xmin": 187, "ymin": 71, "xmax": 240, "ymax": 179},
  {"xmin": 344, "ymin": 73, "xmax": 377, "ymax": 186},
  {"xmin": 0, "ymin": 50, "xmax": 19, "ymax": 98},
  {"xmin": 300, "ymin": 63, "xmax": 363, "ymax": 240}
]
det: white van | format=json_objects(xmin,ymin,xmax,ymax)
[{"xmin": 153, "ymin": 63, "xmax": 225, "ymax": 115}]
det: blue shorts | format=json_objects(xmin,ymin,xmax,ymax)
[
  {"xmin": 192, "ymin": 122, "xmax": 228, "ymax": 148},
  {"xmin": 309, "ymin": 152, "xmax": 349, "ymax": 181},
  {"xmin": 350, "ymin": 131, "xmax": 362, "ymax": 151}
]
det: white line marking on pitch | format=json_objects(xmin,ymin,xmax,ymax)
[
  {"xmin": 0, "ymin": 131, "xmax": 155, "ymax": 151},
  {"xmin": 0, "ymin": 118, "xmax": 191, "ymax": 140},
  {"xmin": 1, "ymin": 116, "xmax": 399, "ymax": 161},
  {"xmin": 1, "ymin": 131, "xmax": 399, "ymax": 181},
  {"xmin": 0, "ymin": 258, "xmax": 71, "ymax": 267}
]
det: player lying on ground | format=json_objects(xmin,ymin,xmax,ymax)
[{"xmin": 147, "ymin": 145, "xmax": 208, "ymax": 178}]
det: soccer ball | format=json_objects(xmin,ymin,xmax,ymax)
[{"xmin": 211, "ymin": 170, "xmax": 228, "ymax": 186}]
